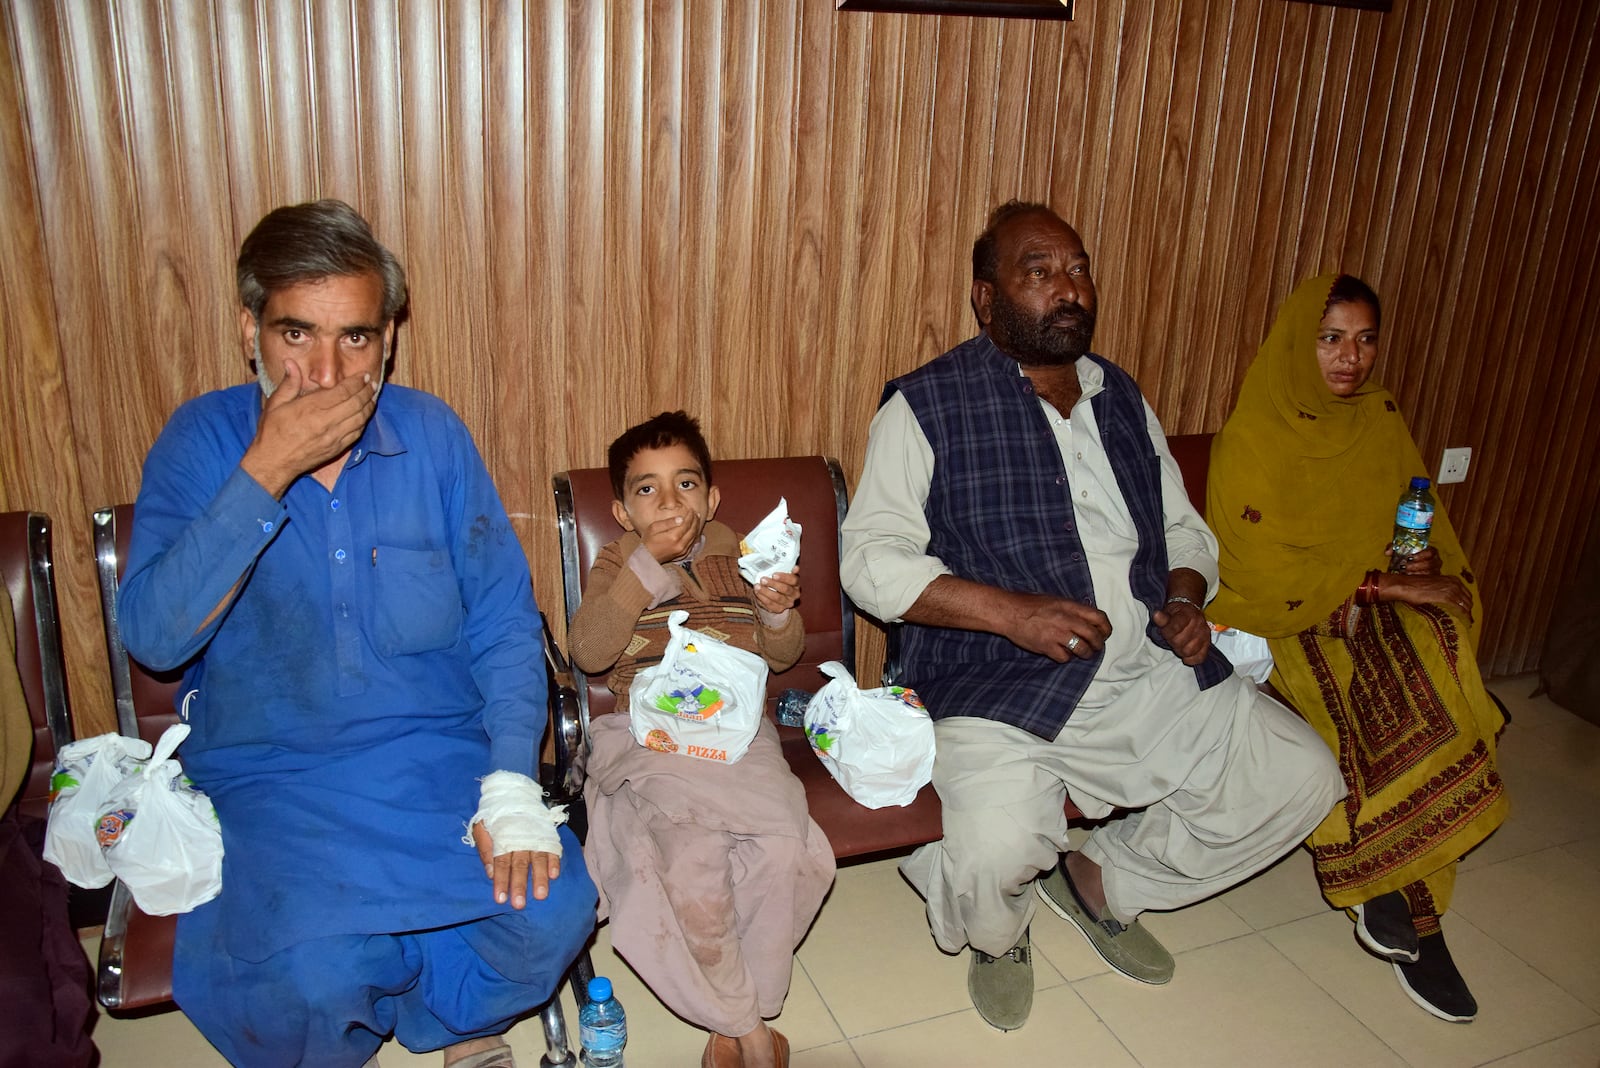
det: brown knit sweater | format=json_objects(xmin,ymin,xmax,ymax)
[{"xmin": 569, "ymin": 521, "xmax": 804, "ymax": 710}]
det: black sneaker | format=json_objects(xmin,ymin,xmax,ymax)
[
  {"xmin": 1393, "ymin": 931, "xmax": 1477, "ymax": 1023},
  {"xmin": 1355, "ymin": 890, "xmax": 1420, "ymax": 963}
]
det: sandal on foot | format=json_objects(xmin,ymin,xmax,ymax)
[
  {"xmin": 702, "ymin": 1033, "xmax": 742, "ymax": 1068},
  {"xmin": 770, "ymin": 1028, "xmax": 790, "ymax": 1068},
  {"xmin": 444, "ymin": 1040, "xmax": 515, "ymax": 1068}
]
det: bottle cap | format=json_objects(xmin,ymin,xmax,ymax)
[
  {"xmin": 1410, "ymin": 476, "xmax": 1431, "ymax": 490},
  {"xmin": 588, "ymin": 977, "xmax": 613, "ymax": 1002}
]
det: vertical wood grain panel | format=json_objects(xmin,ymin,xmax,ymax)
[
  {"xmin": 641, "ymin": 0, "xmax": 684, "ymax": 421},
  {"xmin": 673, "ymin": 1, "xmax": 716, "ymax": 422},
  {"xmin": 3, "ymin": 0, "xmax": 1598, "ymax": 726},
  {"xmin": 0, "ymin": 1, "xmax": 105, "ymax": 731},
  {"xmin": 753, "ymin": 0, "xmax": 802, "ymax": 454},
  {"xmin": 483, "ymin": 1, "xmax": 534, "ymax": 527},
  {"xmin": 786, "ymin": 0, "xmax": 833, "ymax": 449},
  {"xmin": 601, "ymin": 0, "xmax": 644, "ymax": 458},
  {"xmin": 309, "ymin": 0, "xmax": 359, "ymax": 196},
  {"xmin": 711, "ymin": 0, "xmax": 755, "ymax": 444}
]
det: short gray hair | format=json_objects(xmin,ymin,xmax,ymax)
[{"xmin": 236, "ymin": 199, "xmax": 408, "ymax": 322}]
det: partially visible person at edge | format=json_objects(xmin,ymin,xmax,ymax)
[
  {"xmin": 1206, "ymin": 272, "xmax": 1508, "ymax": 1024},
  {"xmin": 0, "ymin": 573, "xmax": 97, "ymax": 1068},
  {"xmin": 569, "ymin": 411, "xmax": 834, "ymax": 1068},
  {"xmin": 840, "ymin": 199, "xmax": 1344, "ymax": 1033},
  {"xmin": 117, "ymin": 199, "xmax": 596, "ymax": 1067}
]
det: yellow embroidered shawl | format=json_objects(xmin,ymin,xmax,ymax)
[{"xmin": 1206, "ymin": 273, "xmax": 1481, "ymax": 641}]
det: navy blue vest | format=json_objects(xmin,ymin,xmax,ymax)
[{"xmin": 886, "ymin": 333, "xmax": 1231, "ymax": 738}]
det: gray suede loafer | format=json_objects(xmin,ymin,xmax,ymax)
[
  {"xmin": 968, "ymin": 928, "xmax": 1034, "ymax": 1032},
  {"xmin": 1036, "ymin": 858, "xmax": 1175, "ymax": 985}
]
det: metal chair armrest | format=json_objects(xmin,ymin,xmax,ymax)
[
  {"xmin": 96, "ymin": 880, "xmax": 133, "ymax": 1010},
  {"xmin": 549, "ymin": 681, "xmax": 587, "ymax": 801},
  {"xmin": 542, "ymin": 620, "xmax": 588, "ymax": 803},
  {"xmin": 881, "ymin": 620, "xmax": 903, "ymax": 688}
]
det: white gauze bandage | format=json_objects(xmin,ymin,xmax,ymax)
[{"xmin": 463, "ymin": 770, "xmax": 567, "ymax": 857}]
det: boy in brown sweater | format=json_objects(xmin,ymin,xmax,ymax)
[{"xmin": 570, "ymin": 412, "xmax": 834, "ymax": 1068}]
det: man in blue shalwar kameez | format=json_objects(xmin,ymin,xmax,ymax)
[{"xmin": 118, "ymin": 200, "xmax": 596, "ymax": 1068}]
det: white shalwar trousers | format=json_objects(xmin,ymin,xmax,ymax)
[{"xmin": 900, "ymin": 669, "xmax": 1344, "ymax": 956}]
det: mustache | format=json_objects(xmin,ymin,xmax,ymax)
[{"xmin": 1045, "ymin": 304, "xmax": 1093, "ymax": 330}]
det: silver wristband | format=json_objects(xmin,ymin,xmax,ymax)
[{"xmin": 1164, "ymin": 595, "xmax": 1201, "ymax": 611}]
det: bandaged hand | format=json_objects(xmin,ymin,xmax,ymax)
[{"xmin": 464, "ymin": 771, "xmax": 567, "ymax": 909}]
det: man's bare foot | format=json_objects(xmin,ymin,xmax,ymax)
[
  {"xmin": 735, "ymin": 1021, "xmax": 777, "ymax": 1068},
  {"xmin": 1064, "ymin": 850, "xmax": 1109, "ymax": 920},
  {"xmin": 442, "ymin": 1034, "xmax": 513, "ymax": 1068}
]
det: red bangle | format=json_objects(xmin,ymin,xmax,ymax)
[{"xmin": 1356, "ymin": 569, "xmax": 1381, "ymax": 607}]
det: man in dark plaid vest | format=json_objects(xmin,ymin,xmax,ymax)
[{"xmin": 842, "ymin": 201, "xmax": 1342, "ymax": 1032}]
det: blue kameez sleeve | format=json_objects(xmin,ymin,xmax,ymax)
[
  {"xmin": 119, "ymin": 395, "xmax": 289, "ymax": 672},
  {"xmin": 440, "ymin": 416, "xmax": 548, "ymax": 776}
]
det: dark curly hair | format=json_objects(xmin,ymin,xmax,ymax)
[{"xmin": 607, "ymin": 411, "xmax": 714, "ymax": 500}]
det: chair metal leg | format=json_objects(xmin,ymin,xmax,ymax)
[
  {"xmin": 537, "ymin": 995, "xmax": 577, "ymax": 1068},
  {"xmin": 540, "ymin": 947, "xmax": 603, "ymax": 1068},
  {"xmin": 569, "ymin": 949, "xmax": 597, "ymax": 1006}
]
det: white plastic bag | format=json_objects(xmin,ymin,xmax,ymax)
[
  {"xmin": 737, "ymin": 498, "xmax": 802, "ymax": 585},
  {"xmin": 43, "ymin": 732, "xmax": 154, "ymax": 888},
  {"xmin": 1210, "ymin": 623, "xmax": 1275, "ymax": 684},
  {"xmin": 96, "ymin": 723, "xmax": 224, "ymax": 916},
  {"xmin": 628, "ymin": 610, "xmax": 768, "ymax": 764},
  {"xmin": 803, "ymin": 661, "xmax": 935, "ymax": 809}
]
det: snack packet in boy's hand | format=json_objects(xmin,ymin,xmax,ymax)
[{"xmin": 738, "ymin": 497, "xmax": 801, "ymax": 584}]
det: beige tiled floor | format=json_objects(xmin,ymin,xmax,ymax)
[{"xmin": 86, "ymin": 678, "xmax": 1600, "ymax": 1067}]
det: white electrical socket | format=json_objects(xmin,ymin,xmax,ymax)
[{"xmin": 1438, "ymin": 447, "xmax": 1471, "ymax": 485}]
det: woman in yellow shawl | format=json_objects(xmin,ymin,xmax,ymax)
[{"xmin": 1207, "ymin": 273, "xmax": 1507, "ymax": 1024}]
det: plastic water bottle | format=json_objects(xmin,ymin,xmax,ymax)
[
  {"xmin": 579, "ymin": 977, "xmax": 627, "ymax": 1067},
  {"xmin": 1388, "ymin": 476, "xmax": 1435, "ymax": 572}
]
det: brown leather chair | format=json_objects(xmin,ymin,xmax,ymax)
[
  {"xmin": 0, "ymin": 511, "xmax": 74, "ymax": 822},
  {"xmin": 556, "ymin": 455, "xmax": 1056, "ymax": 860},
  {"xmin": 1167, "ymin": 432, "xmax": 1213, "ymax": 519},
  {"xmin": 555, "ymin": 456, "xmax": 953, "ymax": 859},
  {"xmin": 554, "ymin": 438, "xmax": 1216, "ymax": 863}
]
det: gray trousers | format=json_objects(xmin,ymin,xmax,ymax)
[{"xmin": 901, "ymin": 671, "xmax": 1344, "ymax": 956}]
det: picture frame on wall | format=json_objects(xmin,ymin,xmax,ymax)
[{"xmin": 836, "ymin": 0, "xmax": 1073, "ymax": 19}]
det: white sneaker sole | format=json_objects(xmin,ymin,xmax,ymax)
[
  {"xmin": 1355, "ymin": 902, "xmax": 1420, "ymax": 963},
  {"xmin": 1392, "ymin": 961, "xmax": 1476, "ymax": 1023}
]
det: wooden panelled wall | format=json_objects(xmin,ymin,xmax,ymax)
[{"xmin": 3, "ymin": 0, "xmax": 1597, "ymax": 737}]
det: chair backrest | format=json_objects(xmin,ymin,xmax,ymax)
[
  {"xmin": 1167, "ymin": 432, "xmax": 1214, "ymax": 514},
  {"xmin": 91, "ymin": 506, "xmax": 183, "ymax": 745},
  {"xmin": 0, "ymin": 511, "xmax": 74, "ymax": 820},
  {"xmin": 554, "ymin": 456, "xmax": 854, "ymax": 725}
]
